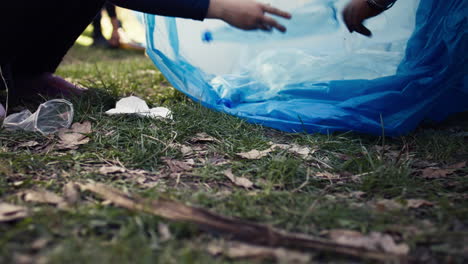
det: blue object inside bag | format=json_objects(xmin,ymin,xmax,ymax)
[{"xmin": 144, "ymin": 0, "xmax": 467, "ymax": 136}]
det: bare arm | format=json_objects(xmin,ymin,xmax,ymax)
[
  {"xmin": 111, "ymin": 0, "xmax": 291, "ymax": 32},
  {"xmin": 342, "ymin": 0, "xmax": 397, "ymax": 37}
]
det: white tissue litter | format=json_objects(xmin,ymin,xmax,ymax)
[
  {"xmin": 105, "ymin": 96, "xmax": 172, "ymax": 119},
  {"xmin": 2, "ymin": 99, "xmax": 74, "ymax": 135}
]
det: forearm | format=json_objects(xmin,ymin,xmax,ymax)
[{"xmin": 110, "ymin": 0, "xmax": 210, "ymax": 21}]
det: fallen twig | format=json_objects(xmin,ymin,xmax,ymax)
[{"xmin": 77, "ymin": 182, "xmax": 408, "ymax": 263}]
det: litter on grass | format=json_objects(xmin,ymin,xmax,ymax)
[
  {"xmin": 2, "ymin": 99, "xmax": 73, "ymax": 135},
  {"xmin": 106, "ymin": 96, "xmax": 172, "ymax": 119}
]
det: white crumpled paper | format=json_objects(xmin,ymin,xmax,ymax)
[{"xmin": 106, "ymin": 96, "xmax": 172, "ymax": 119}]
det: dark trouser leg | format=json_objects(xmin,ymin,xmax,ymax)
[
  {"xmin": 92, "ymin": 11, "xmax": 105, "ymax": 40},
  {"xmin": 105, "ymin": 3, "xmax": 118, "ymax": 19},
  {"xmin": 0, "ymin": 0, "xmax": 105, "ymax": 77}
]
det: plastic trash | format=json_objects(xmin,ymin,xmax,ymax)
[
  {"xmin": 144, "ymin": 0, "xmax": 468, "ymax": 136},
  {"xmin": 2, "ymin": 99, "xmax": 74, "ymax": 135},
  {"xmin": 106, "ymin": 96, "xmax": 172, "ymax": 119}
]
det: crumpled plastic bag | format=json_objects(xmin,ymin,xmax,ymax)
[
  {"xmin": 106, "ymin": 96, "xmax": 172, "ymax": 119},
  {"xmin": 2, "ymin": 99, "xmax": 74, "ymax": 135}
]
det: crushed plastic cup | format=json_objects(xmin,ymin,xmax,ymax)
[{"xmin": 2, "ymin": 99, "xmax": 74, "ymax": 135}]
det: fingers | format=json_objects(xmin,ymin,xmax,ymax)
[
  {"xmin": 342, "ymin": 6, "xmax": 353, "ymax": 33},
  {"xmin": 355, "ymin": 24, "xmax": 372, "ymax": 37},
  {"xmin": 261, "ymin": 15, "xmax": 286, "ymax": 32},
  {"xmin": 261, "ymin": 4, "xmax": 292, "ymax": 19},
  {"xmin": 342, "ymin": 6, "xmax": 372, "ymax": 37}
]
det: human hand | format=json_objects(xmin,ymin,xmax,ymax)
[
  {"xmin": 342, "ymin": 0, "xmax": 383, "ymax": 37},
  {"xmin": 206, "ymin": 0, "xmax": 291, "ymax": 32}
]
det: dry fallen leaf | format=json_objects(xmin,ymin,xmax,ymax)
[
  {"xmin": 207, "ymin": 241, "xmax": 312, "ymax": 263},
  {"xmin": 69, "ymin": 122, "xmax": 92, "ymax": 134},
  {"xmin": 63, "ymin": 182, "xmax": 81, "ymax": 205},
  {"xmin": 271, "ymin": 143, "xmax": 315, "ymax": 159},
  {"xmin": 0, "ymin": 203, "xmax": 29, "ymax": 222},
  {"xmin": 237, "ymin": 143, "xmax": 316, "ymax": 160},
  {"xmin": 224, "ymin": 169, "xmax": 254, "ymax": 189},
  {"xmin": 169, "ymin": 143, "xmax": 193, "ymax": 156},
  {"xmin": 98, "ymin": 166, "xmax": 126, "ymax": 175},
  {"xmin": 236, "ymin": 147, "xmax": 274, "ymax": 160},
  {"xmin": 17, "ymin": 141, "xmax": 40, "ymax": 148},
  {"xmin": 350, "ymin": 191, "xmax": 366, "ymax": 199},
  {"xmin": 163, "ymin": 158, "xmax": 193, "ymax": 173},
  {"xmin": 314, "ymin": 172, "xmax": 341, "ymax": 180},
  {"xmin": 158, "ymin": 223, "xmax": 172, "ymax": 242},
  {"xmin": 190, "ymin": 132, "xmax": 218, "ymax": 143},
  {"xmin": 31, "ymin": 238, "xmax": 50, "ymax": 250},
  {"xmin": 56, "ymin": 121, "xmax": 92, "ymax": 150},
  {"xmin": 373, "ymin": 199, "xmax": 403, "ymax": 212},
  {"xmin": 17, "ymin": 189, "xmax": 66, "ymax": 208},
  {"xmin": 406, "ymin": 199, "xmax": 434, "ymax": 209},
  {"xmin": 447, "ymin": 161, "xmax": 467, "ymax": 170},
  {"xmin": 328, "ymin": 230, "xmax": 410, "ymax": 255},
  {"xmin": 420, "ymin": 161, "xmax": 466, "ymax": 179},
  {"xmin": 421, "ymin": 168, "xmax": 455, "ymax": 179}
]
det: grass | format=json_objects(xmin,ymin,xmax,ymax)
[{"xmin": 1, "ymin": 42, "xmax": 467, "ymax": 264}]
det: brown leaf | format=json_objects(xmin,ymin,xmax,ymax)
[
  {"xmin": 63, "ymin": 182, "xmax": 81, "ymax": 205},
  {"xmin": 0, "ymin": 203, "xmax": 29, "ymax": 222},
  {"xmin": 328, "ymin": 230, "xmax": 409, "ymax": 255},
  {"xmin": 169, "ymin": 143, "xmax": 194, "ymax": 156},
  {"xmin": 163, "ymin": 158, "xmax": 193, "ymax": 173},
  {"xmin": 70, "ymin": 121, "xmax": 92, "ymax": 134},
  {"xmin": 350, "ymin": 191, "xmax": 366, "ymax": 199},
  {"xmin": 31, "ymin": 238, "xmax": 50, "ymax": 250},
  {"xmin": 373, "ymin": 199, "xmax": 403, "ymax": 212},
  {"xmin": 313, "ymin": 172, "xmax": 340, "ymax": 180},
  {"xmin": 98, "ymin": 166, "xmax": 126, "ymax": 175},
  {"xmin": 207, "ymin": 241, "xmax": 312, "ymax": 263},
  {"xmin": 190, "ymin": 132, "xmax": 218, "ymax": 143},
  {"xmin": 406, "ymin": 199, "xmax": 434, "ymax": 209},
  {"xmin": 447, "ymin": 161, "xmax": 467, "ymax": 170},
  {"xmin": 18, "ymin": 189, "xmax": 66, "ymax": 207},
  {"xmin": 420, "ymin": 161, "xmax": 466, "ymax": 179},
  {"xmin": 236, "ymin": 147, "xmax": 274, "ymax": 160},
  {"xmin": 224, "ymin": 169, "xmax": 254, "ymax": 189},
  {"xmin": 13, "ymin": 254, "xmax": 35, "ymax": 264},
  {"xmin": 158, "ymin": 223, "xmax": 172, "ymax": 242},
  {"xmin": 56, "ymin": 121, "xmax": 92, "ymax": 150},
  {"xmin": 18, "ymin": 141, "xmax": 40, "ymax": 148},
  {"xmin": 271, "ymin": 143, "xmax": 315, "ymax": 159},
  {"xmin": 421, "ymin": 168, "xmax": 454, "ymax": 179}
]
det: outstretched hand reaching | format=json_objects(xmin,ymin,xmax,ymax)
[
  {"xmin": 207, "ymin": 0, "xmax": 292, "ymax": 32},
  {"xmin": 342, "ymin": 0, "xmax": 383, "ymax": 37}
]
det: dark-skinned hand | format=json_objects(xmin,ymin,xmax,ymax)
[{"xmin": 342, "ymin": 0, "xmax": 384, "ymax": 37}]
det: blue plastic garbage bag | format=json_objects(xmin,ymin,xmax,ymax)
[{"xmin": 144, "ymin": 0, "xmax": 467, "ymax": 136}]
